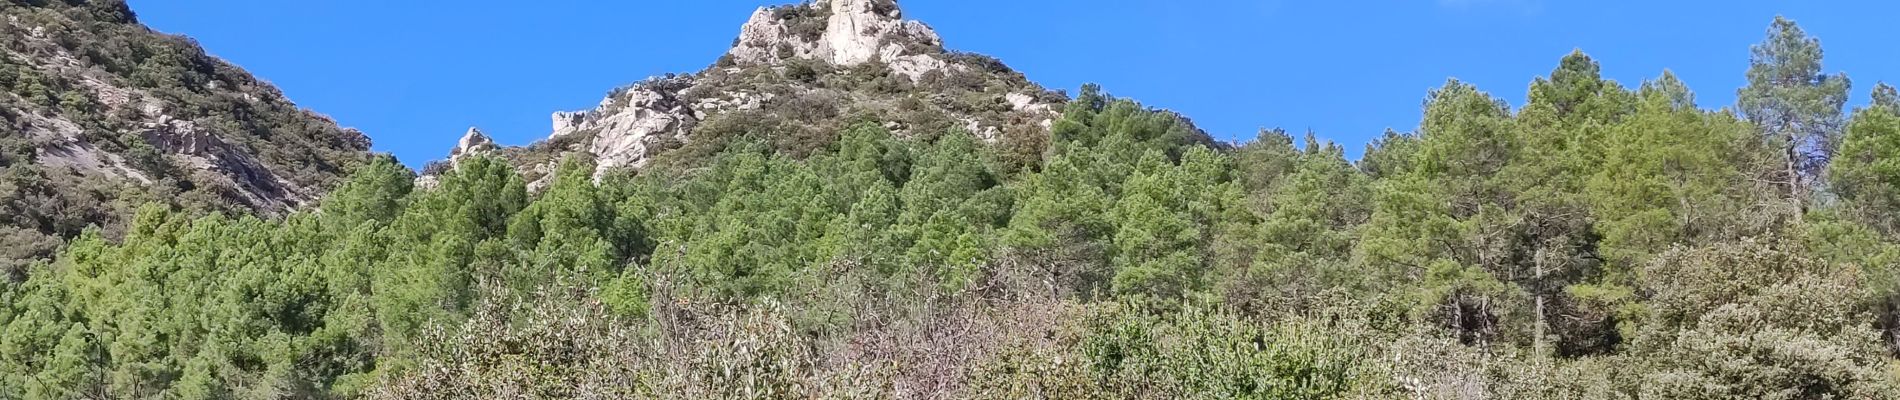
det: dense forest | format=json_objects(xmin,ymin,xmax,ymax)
[{"xmin": 5, "ymin": 3, "xmax": 1900, "ymax": 400}]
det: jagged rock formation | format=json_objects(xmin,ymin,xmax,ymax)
[
  {"xmin": 135, "ymin": 115, "xmax": 311, "ymax": 209},
  {"xmin": 429, "ymin": 0, "xmax": 1065, "ymax": 182},
  {"xmin": 548, "ymin": 75, "xmax": 699, "ymax": 175},
  {"xmin": 727, "ymin": 0, "xmax": 948, "ymax": 80},
  {"xmin": 449, "ymin": 127, "xmax": 498, "ymax": 163},
  {"xmin": 0, "ymin": 1, "xmax": 373, "ymax": 268},
  {"xmin": 414, "ymin": 127, "xmax": 501, "ymax": 189}
]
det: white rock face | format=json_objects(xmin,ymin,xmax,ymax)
[
  {"xmin": 727, "ymin": 0, "xmax": 949, "ymax": 80},
  {"xmin": 456, "ymin": 127, "xmax": 492, "ymax": 148},
  {"xmin": 551, "ymin": 112, "xmax": 587, "ymax": 137},
  {"xmin": 690, "ymin": 91, "xmax": 774, "ymax": 120},
  {"xmin": 820, "ymin": 0, "xmax": 886, "ymax": 65},
  {"xmin": 449, "ymin": 127, "xmax": 497, "ymax": 162},
  {"xmin": 1006, "ymin": 92, "xmax": 1045, "ymax": 113},
  {"xmin": 1006, "ymin": 92, "xmax": 1059, "ymax": 130},
  {"xmin": 138, "ymin": 114, "xmax": 310, "ymax": 209},
  {"xmin": 887, "ymin": 54, "xmax": 947, "ymax": 80},
  {"xmin": 728, "ymin": 7, "xmax": 813, "ymax": 64},
  {"xmin": 420, "ymin": 127, "xmax": 501, "ymax": 189},
  {"xmin": 429, "ymin": 0, "xmax": 1069, "ymax": 184},
  {"xmin": 542, "ymin": 76, "xmax": 701, "ymax": 179},
  {"xmin": 520, "ymin": 0, "xmax": 950, "ymax": 181},
  {"xmin": 23, "ymin": 110, "xmax": 151, "ymax": 185},
  {"xmin": 961, "ymin": 117, "xmax": 1000, "ymax": 141}
]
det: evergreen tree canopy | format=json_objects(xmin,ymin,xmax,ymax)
[{"xmin": 0, "ymin": 12, "xmax": 1894, "ymax": 400}]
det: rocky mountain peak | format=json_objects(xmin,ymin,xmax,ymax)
[
  {"xmin": 427, "ymin": 0, "xmax": 1064, "ymax": 187},
  {"xmin": 727, "ymin": 0, "xmax": 947, "ymax": 79},
  {"xmin": 450, "ymin": 127, "xmax": 497, "ymax": 162}
]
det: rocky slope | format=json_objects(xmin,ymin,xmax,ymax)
[
  {"xmin": 0, "ymin": 1, "xmax": 374, "ymax": 271},
  {"xmin": 433, "ymin": 0, "xmax": 1066, "ymax": 184}
]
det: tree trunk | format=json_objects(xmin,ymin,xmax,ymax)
[
  {"xmin": 1787, "ymin": 138, "xmax": 1807, "ymax": 219},
  {"xmin": 1782, "ymin": 121, "xmax": 1809, "ymax": 222},
  {"xmin": 1533, "ymin": 246, "xmax": 1547, "ymax": 361}
]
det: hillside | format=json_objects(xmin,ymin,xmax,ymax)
[
  {"xmin": 2, "ymin": 1, "xmax": 1899, "ymax": 399},
  {"xmin": 0, "ymin": 0, "xmax": 374, "ymax": 272}
]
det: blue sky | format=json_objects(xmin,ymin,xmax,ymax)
[{"xmin": 124, "ymin": 0, "xmax": 1900, "ymax": 167}]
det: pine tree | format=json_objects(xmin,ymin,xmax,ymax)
[
  {"xmin": 1830, "ymin": 82, "xmax": 1900, "ymax": 236},
  {"xmin": 1738, "ymin": 16, "xmax": 1852, "ymax": 216},
  {"xmin": 1004, "ymin": 152, "xmax": 1116, "ymax": 298},
  {"xmin": 321, "ymin": 155, "xmax": 414, "ymax": 229},
  {"xmin": 1241, "ymin": 135, "xmax": 1371, "ymax": 310}
]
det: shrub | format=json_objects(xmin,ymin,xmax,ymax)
[
  {"xmin": 1630, "ymin": 240, "xmax": 1900, "ymax": 398},
  {"xmin": 971, "ymin": 303, "xmax": 1389, "ymax": 398},
  {"xmin": 782, "ymin": 59, "xmax": 824, "ymax": 84},
  {"xmin": 774, "ymin": 3, "xmax": 830, "ymax": 43}
]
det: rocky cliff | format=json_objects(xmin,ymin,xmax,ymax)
[
  {"xmin": 0, "ymin": 1, "xmax": 374, "ymax": 270},
  {"xmin": 434, "ymin": 0, "xmax": 1065, "ymax": 184}
]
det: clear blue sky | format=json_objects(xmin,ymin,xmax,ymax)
[{"xmin": 124, "ymin": 0, "xmax": 1900, "ymax": 167}]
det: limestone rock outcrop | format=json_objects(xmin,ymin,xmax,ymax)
[
  {"xmin": 427, "ymin": 0, "xmax": 1067, "ymax": 185},
  {"xmin": 548, "ymin": 75, "xmax": 701, "ymax": 177},
  {"xmin": 727, "ymin": 0, "xmax": 949, "ymax": 80},
  {"xmin": 449, "ymin": 127, "xmax": 498, "ymax": 163},
  {"xmin": 138, "ymin": 115, "xmax": 308, "ymax": 209}
]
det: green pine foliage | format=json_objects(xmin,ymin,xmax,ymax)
[{"xmin": 1, "ymin": 12, "xmax": 1897, "ymax": 399}]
